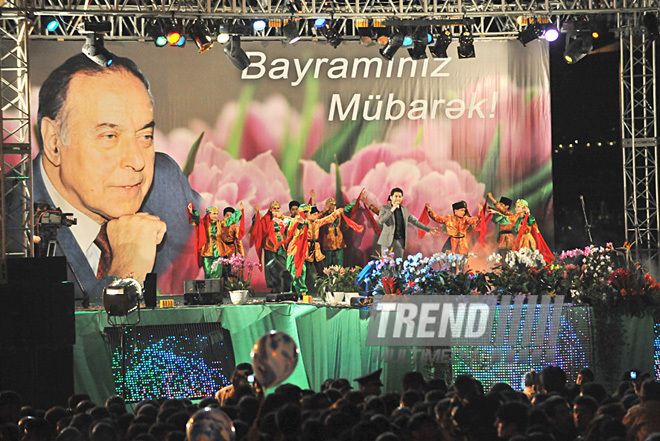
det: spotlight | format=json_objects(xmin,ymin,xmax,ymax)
[
  {"xmin": 224, "ymin": 35, "xmax": 251, "ymax": 71},
  {"xmin": 517, "ymin": 20, "xmax": 543, "ymax": 46},
  {"xmin": 402, "ymin": 35, "xmax": 413, "ymax": 46},
  {"xmin": 408, "ymin": 27, "xmax": 429, "ymax": 60},
  {"xmin": 564, "ymin": 34, "xmax": 593, "ymax": 64},
  {"xmin": 216, "ymin": 24, "xmax": 230, "ymax": 44},
  {"xmin": 165, "ymin": 23, "xmax": 185, "ymax": 46},
  {"xmin": 253, "ymin": 19, "xmax": 267, "ymax": 32},
  {"xmin": 314, "ymin": 18, "xmax": 327, "ymax": 28},
  {"xmin": 189, "ymin": 21, "xmax": 214, "ymax": 52},
  {"xmin": 316, "ymin": 20, "xmax": 341, "ymax": 47},
  {"xmin": 103, "ymin": 278, "xmax": 141, "ymax": 317},
  {"xmin": 146, "ymin": 20, "xmax": 167, "ymax": 47},
  {"xmin": 82, "ymin": 33, "xmax": 115, "ymax": 67},
  {"xmin": 429, "ymin": 27, "xmax": 452, "ymax": 58},
  {"xmin": 283, "ymin": 20, "xmax": 301, "ymax": 44},
  {"xmin": 543, "ymin": 25, "xmax": 560, "ymax": 42},
  {"xmin": 45, "ymin": 17, "xmax": 59, "ymax": 32},
  {"xmin": 457, "ymin": 26, "xmax": 475, "ymax": 59},
  {"xmin": 356, "ymin": 19, "xmax": 376, "ymax": 46},
  {"xmin": 644, "ymin": 13, "xmax": 660, "ymax": 41},
  {"xmin": 379, "ymin": 31, "xmax": 404, "ymax": 60}
]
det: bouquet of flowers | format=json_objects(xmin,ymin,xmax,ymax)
[
  {"xmin": 211, "ymin": 254, "xmax": 261, "ymax": 291},
  {"xmin": 316, "ymin": 266, "xmax": 362, "ymax": 295}
]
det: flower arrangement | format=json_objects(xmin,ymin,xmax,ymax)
[
  {"xmin": 211, "ymin": 254, "xmax": 261, "ymax": 291},
  {"xmin": 316, "ymin": 266, "xmax": 362, "ymax": 295}
]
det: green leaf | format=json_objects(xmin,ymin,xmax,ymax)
[
  {"xmin": 182, "ymin": 131, "xmax": 205, "ymax": 178},
  {"xmin": 226, "ymin": 86, "xmax": 256, "ymax": 159},
  {"xmin": 335, "ymin": 156, "xmax": 344, "ymax": 206},
  {"xmin": 312, "ymin": 120, "xmax": 364, "ymax": 172},
  {"xmin": 478, "ymin": 124, "xmax": 502, "ymax": 192},
  {"xmin": 282, "ymin": 78, "xmax": 320, "ymax": 199}
]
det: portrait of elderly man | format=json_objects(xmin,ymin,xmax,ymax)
[{"xmin": 7, "ymin": 53, "xmax": 202, "ymax": 303}]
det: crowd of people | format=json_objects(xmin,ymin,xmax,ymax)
[{"xmin": 2, "ymin": 365, "xmax": 660, "ymax": 441}]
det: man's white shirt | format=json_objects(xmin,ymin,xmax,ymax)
[{"xmin": 40, "ymin": 156, "xmax": 102, "ymax": 276}]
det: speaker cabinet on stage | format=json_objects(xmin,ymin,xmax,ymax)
[
  {"xmin": 0, "ymin": 257, "xmax": 74, "ymax": 408},
  {"xmin": 183, "ymin": 279, "xmax": 224, "ymax": 305}
]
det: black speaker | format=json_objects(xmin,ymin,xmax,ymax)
[
  {"xmin": 144, "ymin": 273, "xmax": 157, "ymax": 308},
  {"xmin": 266, "ymin": 259, "xmax": 292, "ymax": 293},
  {"xmin": 0, "ymin": 257, "xmax": 74, "ymax": 408}
]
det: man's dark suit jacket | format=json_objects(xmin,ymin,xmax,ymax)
[{"xmin": 6, "ymin": 152, "xmax": 203, "ymax": 304}]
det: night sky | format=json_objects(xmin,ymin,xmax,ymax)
[{"xmin": 549, "ymin": 33, "xmax": 624, "ymax": 250}]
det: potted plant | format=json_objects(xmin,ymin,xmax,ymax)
[
  {"xmin": 316, "ymin": 266, "xmax": 362, "ymax": 304},
  {"xmin": 212, "ymin": 254, "xmax": 261, "ymax": 304}
]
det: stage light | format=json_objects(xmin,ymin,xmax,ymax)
[
  {"xmin": 592, "ymin": 30, "xmax": 599, "ymax": 39},
  {"xmin": 103, "ymin": 278, "xmax": 141, "ymax": 317},
  {"xmin": 216, "ymin": 24, "xmax": 230, "ymax": 44},
  {"xmin": 429, "ymin": 27, "xmax": 452, "ymax": 58},
  {"xmin": 314, "ymin": 18, "xmax": 327, "ymax": 28},
  {"xmin": 283, "ymin": 20, "xmax": 301, "ymax": 44},
  {"xmin": 379, "ymin": 31, "xmax": 404, "ymax": 60},
  {"xmin": 356, "ymin": 19, "xmax": 376, "ymax": 46},
  {"xmin": 518, "ymin": 20, "xmax": 543, "ymax": 46},
  {"xmin": 82, "ymin": 33, "xmax": 115, "ymax": 67},
  {"xmin": 46, "ymin": 18, "xmax": 59, "ymax": 32},
  {"xmin": 316, "ymin": 20, "xmax": 341, "ymax": 47},
  {"xmin": 564, "ymin": 34, "xmax": 593, "ymax": 64},
  {"xmin": 164, "ymin": 22, "xmax": 186, "ymax": 46},
  {"xmin": 224, "ymin": 35, "xmax": 251, "ymax": 71},
  {"xmin": 189, "ymin": 21, "xmax": 214, "ymax": 52},
  {"xmin": 543, "ymin": 25, "xmax": 559, "ymax": 42},
  {"xmin": 457, "ymin": 26, "xmax": 475, "ymax": 59},
  {"xmin": 402, "ymin": 35, "xmax": 413, "ymax": 46},
  {"xmin": 408, "ymin": 27, "xmax": 429, "ymax": 60},
  {"xmin": 253, "ymin": 19, "xmax": 267, "ymax": 32},
  {"xmin": 146, "ymin": 20, "xmax": 167, "ymax": 47}
]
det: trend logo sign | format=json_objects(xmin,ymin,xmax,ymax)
[{"xmin": 366, "ymin": 295, "xmax": 564, "ymax": 364}]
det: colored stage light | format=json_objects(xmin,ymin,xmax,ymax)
[
  {"xmin": 82, "ymin": 33, "xmax": 115, "ymax": 67},
  {"xmin": 457, "ymin": 26, "xmax": 475, "ymax": 59},
  {"xmin": 402, "ymin": 35, "xmax": 413, "ymax": 46},
  {"xmin": 543, "ymin": 26, "xmax": 560, "ymax": 42},
  {"xmin": 253, "ymin": 19, "xmax": 267, "ymax": 32},
  {"xmin": 314, "ymin": 18, "xmax": 327, "ymax": 28},
  {"xmin": 592, "ymin": 31, "xmax": 599, "ymax": 38},
  {"xmin": 46, "ymin": 19, "xmax": 59, "ymax": 32},
  {"xmin": 429, "ymin": 28, "xmax": 452, "ymax": 58},
  {"xmin": 189, "ymin": 21, "xmax": 214, "ymax": 52}
]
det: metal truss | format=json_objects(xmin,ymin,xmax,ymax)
[
  {"xmin": 0, "ymin": 0, "xmax": 659, "ymax": 40},
  {"xmin": 0, "ymin": 14, "xmax": 33, "ymax": 283},
  {"xmin": 619, "ymin": 5, "xmax": 660, "ymax": 264}
]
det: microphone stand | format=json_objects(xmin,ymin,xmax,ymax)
[{"xmin": 579, "ymin": 195, "xmax": 593, "ymax": 244}]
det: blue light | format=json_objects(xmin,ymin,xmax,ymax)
[
  {"xmin": 175, "ymin": 35, "xmax": 186, "ymax": 46},
  {"xmin": 402, "ymin": 36, "xmax": 413, "ymax": 46},
  {"xmin": 314, "ymin": 18, "xmax": 327, "ymax": 28},
  {"xmin": 155, "ymin": 35, "xmax": 168, "ymax": 47},
  {"xmin": 46, "ymin": 19, "xmax": 59, "ymax": 32},
  {"xmin": 427, "ymin": 33, "xmax": 433, "ymax": 44},
  {"xmin": 106, "ymin": 58, "xmax": 114, "ymax": 67},
  {"xmin": 253, "ymin": 20, "xmax": 267, "ymax": 31}
]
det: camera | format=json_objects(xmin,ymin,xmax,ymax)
[{"xmin": 39, "ymin": 209, "xmax": 77, "ymax": 227}]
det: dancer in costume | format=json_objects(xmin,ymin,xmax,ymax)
[
  {"xmin": 511, "ymin": 199, "xmax": 554, "ymax": 263},
  {"xmin": 250, "ymin": 201, "xmax": 290, "ymax": 291},
  {"xmin": 425, "ymin": 201, "xmax": 482, "ymax": 255},
  {"xmin": 487, "ymin": 192, "xmax": 515, "ymax": 255},
  {"xmin": 286, "ymin": 203, "xmax": 364, "ymax": 294},
  {"xmin": 188, "ymin": 202, "xmax": 244, "ymax": 279},
  {"xmin": 319, "ymin": 189, "xmax": 365, "ymax": 267}
]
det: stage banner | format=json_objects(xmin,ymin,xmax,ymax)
[{"xmin": 24, "ymin": 39, "xmax": 552, "ymax": 295}]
